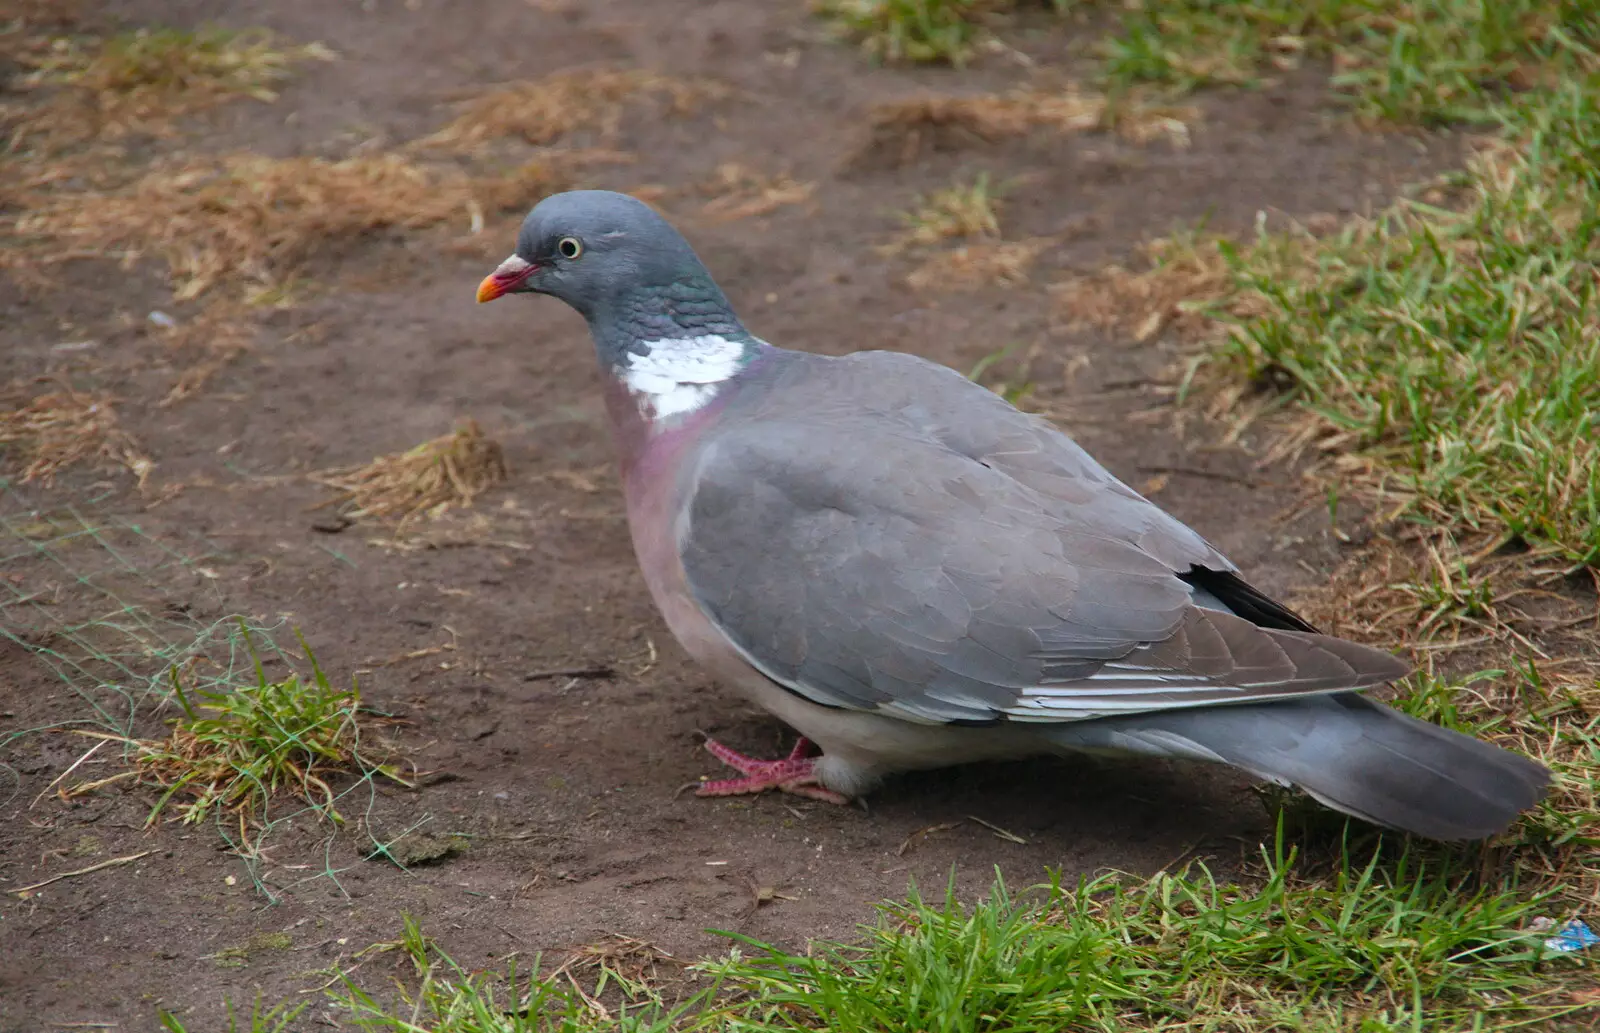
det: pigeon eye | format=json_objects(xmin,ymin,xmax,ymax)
[{"xmin": 556, "ymin": 236, "xmax": 583, "ymax": 260}]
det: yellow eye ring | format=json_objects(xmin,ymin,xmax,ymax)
[{"xmin": 557, "ymin": 236, "xmax": 583, "ymax": 260}]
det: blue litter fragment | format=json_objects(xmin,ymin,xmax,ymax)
[{"xmin": 1541, "ymin": 919, "xmax": 1598, "ymax": 954}]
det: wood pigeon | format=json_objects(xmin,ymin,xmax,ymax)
[{"xmin": 477, "ymin": 189, "xmax": 1549, "ymax": 840}]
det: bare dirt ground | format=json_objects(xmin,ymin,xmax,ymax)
[{"xmin": 0, "ymin": 1, "xmax": 1463, "ymax": 1026}]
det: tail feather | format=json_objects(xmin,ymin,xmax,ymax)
[{"xmin": 1047, "ymin": 693, "xmax": 1550, "ymax": 841}]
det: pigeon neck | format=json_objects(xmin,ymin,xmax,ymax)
[{"xmin": 590, "ymin": 278, "xmax": 761, "ymax": 424}]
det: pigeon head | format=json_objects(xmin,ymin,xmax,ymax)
[{"xmin": 477, "ymin": 190, "xmax": 750, "ymax": 366}]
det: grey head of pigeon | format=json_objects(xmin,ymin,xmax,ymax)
[{"xmin": 477, "ymin": 190, "xmax": 762, "ymax": 380}]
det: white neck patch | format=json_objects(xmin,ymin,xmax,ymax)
[{"xmin": 620, "ymin": 334, "xmax": 747, "ymax": 421}]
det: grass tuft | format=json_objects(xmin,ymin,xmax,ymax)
[
  {"xmin": 890, "ymin": 174, "xmax": 1061, "ymax": 290},
  {"xmin": 0, "ymin": 384, "xmax": 151, "ymax": 487},
  {"xmin": 889, "ymin": 172, "xmax": 1006, "ymax": 251},
  {"xmin": 72, "ymin": 622, "xmax": 410, "ymax": 827},
  {"xmin": 816, "ymin": 0, "xmax": 992, "ymax": 65},
  {"xmin": 908, "ymin": 237, "xmax": 1054, "ymax": 290},
  {"xmin": 1095, "ymin": 0, "xmax": 1600, "ymax": 125},
  {"xmin": 45, "ymin": 26, "xmax": 327, "ymax": 103},
  {"xmin": 696, "ymin": 162, "xmax": 816, "ymax": 223},
  {"xmin": 312, "ymin": 420, "xmax": 509, "ymax": 528},
  {"xmin": 868, "ymin": 83, "xmax": 1194, "ymax": 161},
  {"xmin": 323, "ymin": 915, "xmax": 687, "ymax": 1031},
  {"xmin": 421, "ymin": 68, "xmax": 713, "ymax": 152},
  {"xmin": 10, "ymin": 26, "xmax": 333, "ymax": 147}
]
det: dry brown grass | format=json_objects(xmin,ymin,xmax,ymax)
[
  {"xmin": 0, "ymin": 383, "xmax": 151, "ymax": 487},
  {"xmin": 887, "ymin": 173, "xmax": 1005, "ymax": 253},
  {"xmin": 1048, "ymin": 228, "xmax": 1328, "ymax": 344},
  {"xmin": 151, "ymin": 301, "xmax": 260, "ymax": 407},
  {"xmin": 1051, "ymin": 236, "xmax": 1231, "ymax": 343},
  {"xmin": 548, "ymin": 935, "xmax": 682, "ymax": 1018},
  {"xmin": 696, "ymin": 162, "xmax": 815, "ymax": 222},
  {"xmin": 906, "ymin": 237, "xmax": 1053, "ymax": 290},
  {"xmin": 866, "ymin": 83, "xmax": 1196, "ymax": 163},
  {"xmin": 6, "ymin": 152, "xmax": 580, "ymax": 301},
  {"xmin": 889, "ymin": 175, "xmax": 1060, "ymax": 291},
  {"xmin": 312, "ymin": 421, "xmax": 509, "ymax": 529},
  {"xmin": 421, "ymin": 68, "xmax": 716, "ymax": 152},
  {"xmin": 6, "ymin": 26, "xmax": 333, "ymax": 150}
]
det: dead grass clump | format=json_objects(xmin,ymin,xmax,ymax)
[
  {"xmin": 152, "ymin": 302, "xmax": 260, "ymax": 407},
  {"xmin": 10, "ymin": 152, "xmax": 573, "ymax": 300},
  {"xmin": 313, "ymin": 421, "xmax": 508, "ymax": 528},
  {"xmin": 887, "ymin": 173, "xmax": 1004, "ymax": 253},
  {"xmin": 697, "ymin": 162, "xmax": 815, "ymax": 223},
  {"xmin": 422, "ymin": 68, "xmax": 714, "ymax": 152},
  {"xmin": 889, "ymin": 175, "xmax": 1060, "ymax": 290},
  {"xmin": 867, "ymin": 85, "xmax": 1195, "ymax": 163},
  {"xmin": 0, "ymin": 384, "xmax": 151, "ymax": 486},
  {"xmin": 549, "ymin": 935, "xmax": 682, "ymax": 1016},
  {"xmin": 1051, "ymin": 230, "xmax": 1290, "ymax": 343},
  {"xmin": 9, "ymin": 26, "xmax": 333, "ymax": 149},
  {"xmin": 906, "ymin": 237, "xmax": 1053, "ymax": 290}
]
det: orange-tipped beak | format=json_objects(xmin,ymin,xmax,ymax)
[{"xmin": 477, "ymin": 254, "xmax": 537, "ymax": 303}]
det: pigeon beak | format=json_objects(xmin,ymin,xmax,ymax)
[{"xmin": 477, "ymin": 254, "xmax": 538, "ymax": 303}]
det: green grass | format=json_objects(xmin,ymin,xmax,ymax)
[
  {"xmin": 711, "ymin": 846, "xmax": 1574, "ymax": 1031},
  {"xmin": 814, "ymin": 0, "xmax": 1600, "ymax": 121},
  {"xmin": 1094, "ymin": 0, "xmax": 1600, "ymax": 125},
  {"xmin": 1182, "ymin": 81, "xmax": 1600, "ymax": 566},
  {"xmin": 159, "ymin": 998, "xmax": 307, "ymax": 1033},
  {"xmin": 82, "ymin": 621, "xmax": 410, "ymax": 827},
  {"xmin": 815, "ymin": 0, "xmax": 1070, "ymax": 65},
  {"xmin": 33, "ymin": 25, "xmax": 331, "ymax": 109},
  {"xmin": 170, "ymin": 833, "xmax": 1595, "ymax": 1031},
  {"xmin": 1042, "ymin": 11, "xmax": 1600, "ymax": 1024},
  {"xmin": 816, "ymin": 0, "xmax": 989, "ymax": 65},
  {"xmin": 326, "ymin": 915, "xmax": 688, "ymax": 1033}
]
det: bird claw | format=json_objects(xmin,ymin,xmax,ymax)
[{"xmin": 691, "ymin": 736, "xmax": 850, "ymax": 805}]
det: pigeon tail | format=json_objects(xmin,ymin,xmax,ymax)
[{"xmin": 1044, "ymin": 693, "xmax": 1550, "ymax": 840}]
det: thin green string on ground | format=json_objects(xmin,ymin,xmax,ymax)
[{"xmin": 0, "ymin": 477, "xmax": 416, "ymax": 903}]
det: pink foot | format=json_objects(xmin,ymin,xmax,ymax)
[{"xmin": 691, "ymin": 736, "xmax": 850, "ymax": 805}]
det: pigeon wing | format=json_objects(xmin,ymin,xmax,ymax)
[{"xmin": 678, "ymin": 358, "xmax": 1405, "ymax": 725}]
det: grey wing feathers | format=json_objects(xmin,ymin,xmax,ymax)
[
  {"xmin": 835, "ymin": 351, "xmax": 1237, "ymax": 575},
  {"xmin": 679, "ymin": 350, "xmax": 1408, "ymax": 726}
]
